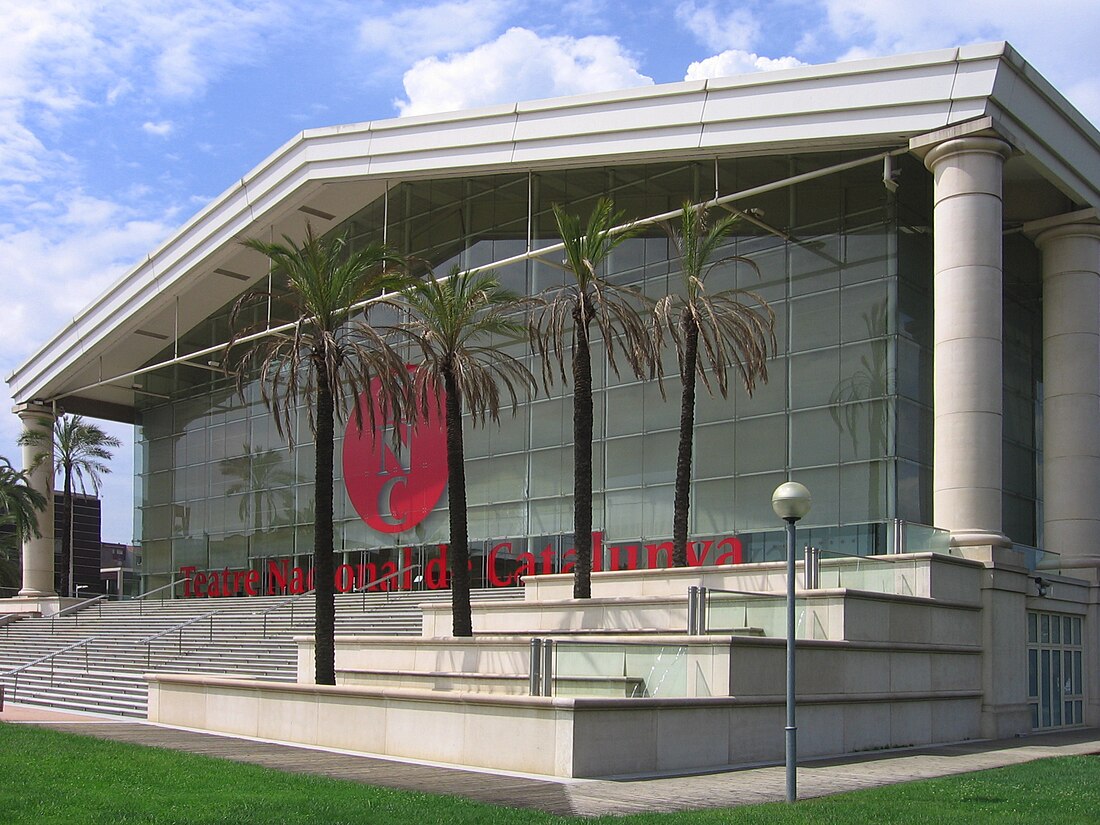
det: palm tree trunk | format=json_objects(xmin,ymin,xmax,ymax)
[
  {"xmin": 444, "ymin": 367, "xmax": 473, "ymax": 636},
  {"xmin": 572, "ymin": 305, "xmax": 594, "ymax": 599},
  {"xmin": 61, "ymin": 468, "xmax": 72, "ymax": 597},
  {"xmin": 672, "ymin": 316, "xmax": 699, "ymax": 568},
  {"xmin": 313, "ymin": 362, "xmax": 337, "ymax": 685}
]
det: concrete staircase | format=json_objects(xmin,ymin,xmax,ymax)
[{"xmin": 0, "ymin": 588, "xmax": 516, "ymax": 718}]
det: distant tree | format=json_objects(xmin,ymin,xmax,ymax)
[
  {"xmin": 655, "ymin": 202, "xmax": 775, "ymax": 567},
  {"xmin": 0, "ymin": 457, "xmax": 47, "ymax": 592},
  {"xmin": 397, "ymin": 266, "xmax": 536, "ymax": 635},
  {"xmin": 227, "ymin": 225, "xmax": 410, "ymax": 685},
  {"xmin": 531, "ymin": 197, "xmax": 655, "ymax": 599},
  {"xmin": 20, "ymin": 416, "xmax": 120, "ymax": 596}
]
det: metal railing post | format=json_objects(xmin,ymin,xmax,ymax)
[
  {"xmin": 529, "ymin": 638, "xmax": 543, "ymax": 696},
  {"xmin": 803, "ymin": 546, "xmax": 820, "ymax": 589},
  {"xmin": 688, "ymin": 586, "xmax": 696, "ymax": 635},
  {"xmin": 698, "ymin": 586, "xmax": 708, "ymax": 634},
  {"xmin": 541, "ymin": 639, "xmax": 554, "ymax": 697}
]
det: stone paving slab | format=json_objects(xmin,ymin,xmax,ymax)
[{"xmin": 5, "ymin": 703, "xmax": 1099, "ymax": 817}]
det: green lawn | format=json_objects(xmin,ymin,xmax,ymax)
[{"xmin": 0, "ymin": 723, "xmax": 1097, "ymax": 824}]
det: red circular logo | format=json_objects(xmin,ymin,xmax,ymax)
[{"xmin": 342, "ymin": 374, "xmax": 448, "ymax": 534}]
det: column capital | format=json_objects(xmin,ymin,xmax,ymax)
[
  {"xmin": 12, "ymin": 402, "xmax": 54, "ymax": 421},
  {"xmin": 923, "ymin": 136, "xmax": 1013, "ymax": 173},
  {"xmin": 1033, "ymin": 221, "xmax": 1100, "ymax": 252}
]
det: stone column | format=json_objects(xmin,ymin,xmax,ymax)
[
  {"xmin": 13, "ymin": 403, "xmax": 55, "ymax": 597},
  {"xmin": 1034, "ymin": 222, "xmax": 1100, "ymax": 578},
  {"xmin": 924, "ymin": 137, "xmax": 1013, "ymax": 547}
]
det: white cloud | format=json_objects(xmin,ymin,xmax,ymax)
[
  {"xmin": 0, "ymin": 1, "xmax": 291, "ymax": 192},
  {"xmin": 396, "ymin": 27, "xmax": 653, "ymax": 117},
  {"xmin": 685, "ymin": 50, "xmax": 805, "ymax": 81},
  {"xmin": 0, "ymin": 187, "xmax": 174, "ymax": 540},
  {"xmin": 0, "ymin": 194, "xmax": 174, "ymax": 350},
  {"xmin": 142, "ymin": 120, "xmax": 174, "ymax": 137},
  {"xmin": 814, "ymin": 0, "xmax": 1100, "ymax": 124},
  {"xmin": 675, "ymin": 1, "xmax": 760, "ymax": 52},
  {"xmin": 359, "ymin": 0, "xmax": 510, "ymax": 63}
]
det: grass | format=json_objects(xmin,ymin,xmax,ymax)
[{"xmin": 0, "ymin": 723, "xmax": 1097, "ymax": 824}]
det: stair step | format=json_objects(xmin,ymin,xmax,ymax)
[{"xmin": 0, "ymin": 587, "xmax": 511, "ymax": 718}]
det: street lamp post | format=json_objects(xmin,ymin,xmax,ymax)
[{"xmin": 771, "ymin": 481, "xmax": 812, "ymax": 804}]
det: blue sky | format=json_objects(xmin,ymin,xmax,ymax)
[{"xmin": 2, "ymin": 0, "xmax": 1098, "ymax": 543}]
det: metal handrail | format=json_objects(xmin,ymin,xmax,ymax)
[
  {"xmin": 51, "ymin": 594, "xmax": 110, "ymax": 631},
  {"xmin": 688, "ymin": 585, "xmax": 795, "ymax": 636},
  {"xmin": 701, "ymin": 586, "xmax": 783, "ymax": 598},
  {"xmin": 253, "ymin": 589, "xmax": 315, "ymax": 637},
  {"xmin": 251, "ymin": 564, "xmax": 422, "ymax": 637},
  {"xmin": 353, "ymin": 564, "xmax": 421, "ymax": 609},
  {"xmin": 140, "ymin": 610, "xmax": 219, "ymax": 667},
  {"xmin": 2, "ymin": 636, "xmax": 96, "ymax": 701},
  {"xmin": 131, "ymin": 577, "xmax": 193, "ymax": 614},
  {"xmin": 140, "ymin": 609, "xmax": 219, "ymax": 644}
]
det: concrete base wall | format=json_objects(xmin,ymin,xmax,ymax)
[
  {"xmin": 149, "ymin": 549, "xmax": 1094, "ymax": 777},
  {"xmin": 147, "ymin": 674, "xmax": 982, "ymax": 777}
]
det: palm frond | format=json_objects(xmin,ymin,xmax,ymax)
[
  {"xmin": 0, "ymin": 456, "xmax": 46, "ymax": 542},
  {"xmin": 655, "ymin": 201, "xmax": 777, "ymax": 398},
  {"xmin": 227, "ymin": 224, "xmax": 413, "ymax": 443},
  {"xmin": 397, "ymin": 265, "xmax": 537, "ymax": 426},
  {"xmin": 532, "ymin": 197, "xmax": 656, "ymax": 388}
]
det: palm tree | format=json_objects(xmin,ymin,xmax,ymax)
[
  {"xmin": 397, "ymin": 266, "xmax": 536, "ymax": 635},
  {"xmin": 531, "ymin": 197, "xmax": 654, "ymax": 599},
  {"xmin": 228, "ymin": 224, "xmax": 410, "ymax": 685},
  {"xmin": 20, "ymin": 416, "xmax": 120, "ymax": 596},
  {"xmin": 655, "ymin": 202, "xmax": 776, "ymax": 567},
  {"xmin": 0, "ymin": 456, "xmax": 47, "ymax": 591}
]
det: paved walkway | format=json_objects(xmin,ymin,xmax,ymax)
[{"xmin": 4, "ymin": 703, "xmax": 1099, "ymax": 817}]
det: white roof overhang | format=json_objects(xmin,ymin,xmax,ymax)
[{"xmin": 10, "ymin": 41, "xmax": 1100, "ymax": 418}]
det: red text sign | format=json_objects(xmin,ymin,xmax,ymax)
[{"xmin": 177, "ymin": 532, "xmax": 744, "ymax": 597}]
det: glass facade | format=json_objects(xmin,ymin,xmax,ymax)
[{"xmin": 133, "ymin": 151, "xmax": 1043, "ymax": 591}]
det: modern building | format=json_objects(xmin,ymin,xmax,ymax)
[
  {"xmin": 100, "ymin": 541, "xmax": 142, "ymax": 598},
  {"xmin": 7, "ymin": 43, "xmax": 1100, "ymax": 743},
  {"xmin": 0, "ymin": 491, "xmax": 102, "ymax": 596}
]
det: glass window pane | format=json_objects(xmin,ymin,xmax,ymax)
[
  {"xmin": 732, "ymin": 472, "xmax": 787, "ymax": 533},
  {"xmin": 692, "ymin": 478, "xmax": 734, "ymax": 535},
  {"xmin": 488, "ymin": 454, "xmax": 527, "ymax": 502},
  {"xmin": 841, "ymin": 281, "xmax": 889, "ymax": 343},
  {"xmin": 790, "ymin": 349, "xmax": 838, "ymax": 409},
  {"xmin": 694, "ymin": 423, "xmax": 735, "ymax": 480},
  {"xmin": 604, "ymin": 385, "xmax": 643, "ymax": 438},
  {"xmin": 733, "ymin": 357, "xmax": 787, "ymax": 417},
  {"xmin": 735, "ymin": 416, "xmax": 786, "ymax": 474},
  {"xmin": 606, "ymin": 437, "xmax": 644, "ymax": 489},
  {"xmin": 839, "ymin": 462, "xmax": 888, "ymax": 523},
  {"xmin": 530, "ymin": 448, "xmax": 570, "ymax": 498},
  {"xmin": 791, "ymin": 408, "xmax": 840, "ymax": 467},
  {"xmin": 789, "ymin": 291, "xmax": 839, "ymax": 352}
]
